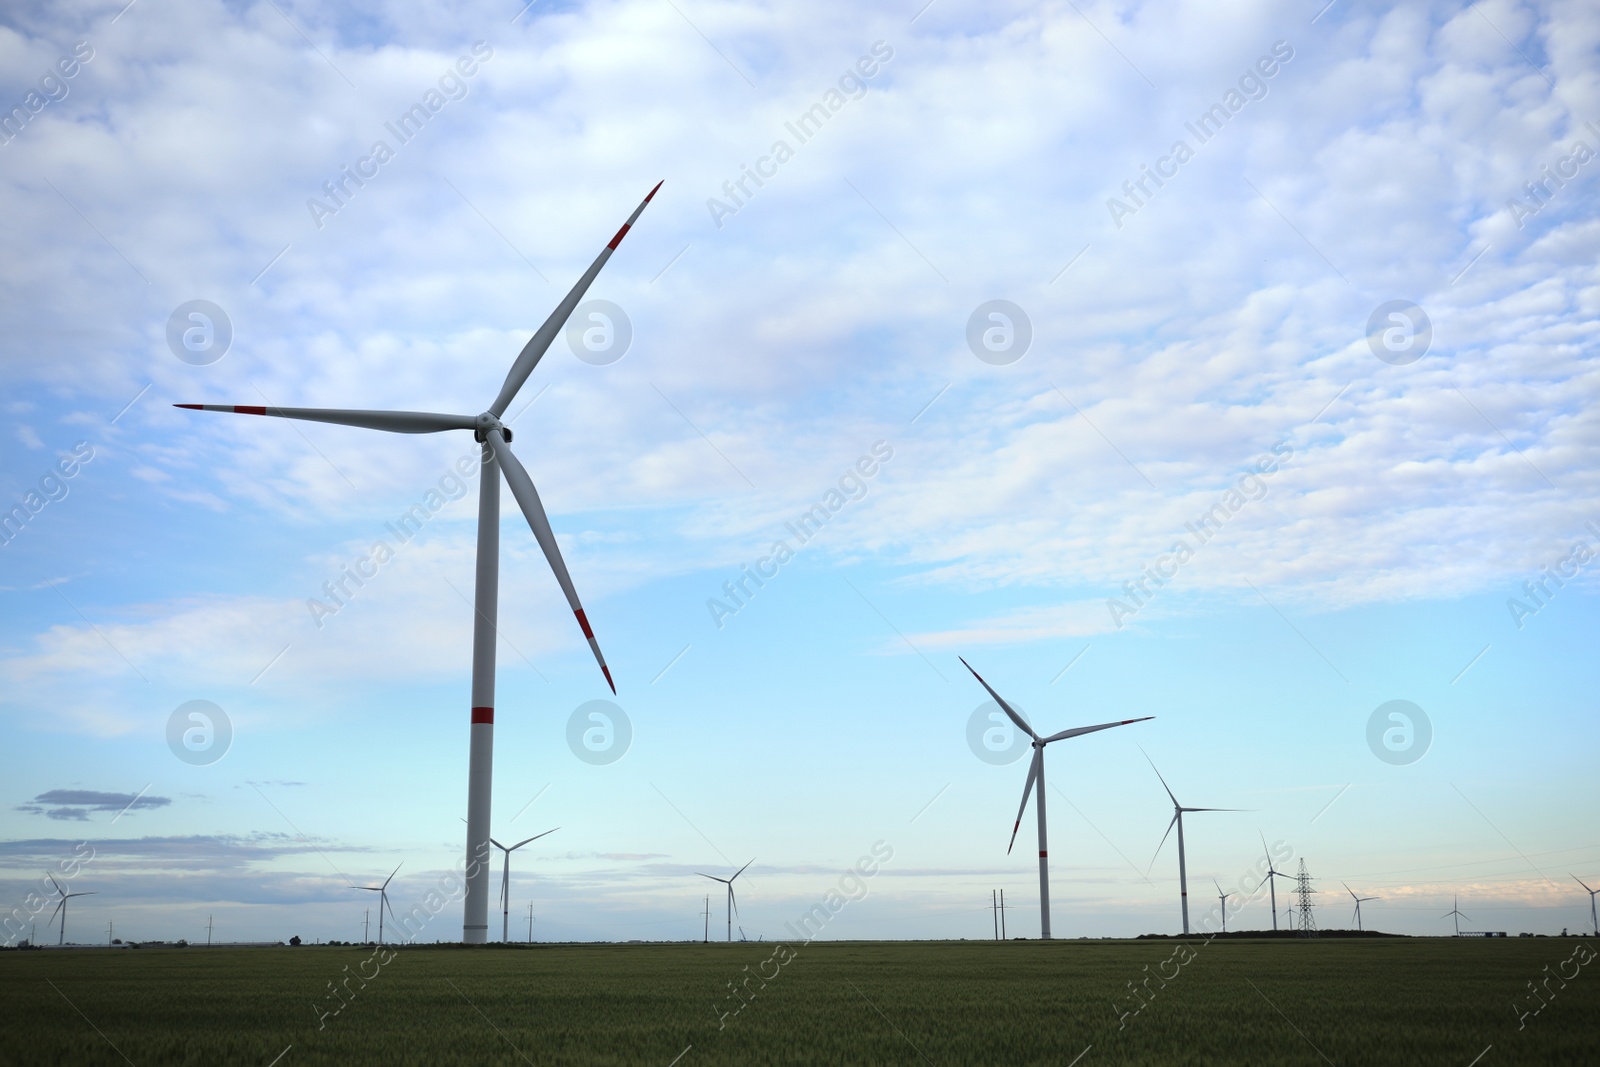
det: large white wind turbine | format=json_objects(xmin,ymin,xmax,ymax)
[
  {"xmin": 1144, "ymin": 753, "xmax": 1241, "ymax": 935},
  {"xmin": 493, "ymin": 828, "xmax": 557, "ymax": 942},
  {"xmin": 961, "ymin": 658, "xmax": 1153, "ymax": 940},
  {"xmin": 1443, "ymin": 894, "xmax": 1468, "ymax": 937},
  {"xmin": 1343, "ymin": 882, "xmax": 1379, "ymax": 931},
  {"xmin": 46, "ymin": 875, "xmax": 94, "ymax": 946},
  {"xmin": 352, "ymin": 863, "xmax": 401, "ymax": 945},
  {"xmin": 178, "ymin": 183, "xmax": 661, "ymax": 943},
  {"xmin": 1255, "ymin": 832, "xmax": 1293, "ymax": 933},
  {"xmin": 1575, "ymin": 875, "xmax": 1599, "ymax": 937},
  {"xmin": 696, "ymin": 860, "xmax": 753, "ymax": 942}
]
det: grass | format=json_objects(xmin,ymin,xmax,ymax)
[{"xmin": 2, "ymin": 937, "xmax": 1595, "ymax": 1065}]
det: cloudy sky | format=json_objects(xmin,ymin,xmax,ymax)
[{"xmin": 1, "ymin": 0, "xmax": 1596, "ymax": 946}]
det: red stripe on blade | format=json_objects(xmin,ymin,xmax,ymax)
[
  {"xmin": 471, "ymin": 706, "xmax": 494, "ymax": 724},
  {"xmin": 235, "ymin": 406, "xmax": 268, "ymax": 415},
  {"xmin": 602, "ymin": 665, "xmax": 615, "ymax": 694},
  {"xmin": 607, "ymin": 223, "xmax": 631, "ymax": 249},
  {"xmin": 645, "ymin": 180, "xmax": 663, "ymax": 202},
  {"xmin": 574, "ymin": 609, "xmax": 595, "ymax": 639},
  {"xmin": 1039, "ymin": 851, "xmax": 1048, "ymax": 858}
]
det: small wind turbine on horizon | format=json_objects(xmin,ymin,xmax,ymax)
[
  {"xmin": 1344, "ymin": 889, "xmax": 1382, "ymax": 927},
  {"xmin": 696, "ymin": 860, "xmax": 753, "ymax": 942},
  {"xmin": 1443, "ymin": 894, "xmax": 1468, "ymax": 937},
  {"xmin": 178, "ymin": 182, "xmax": 663, "ymax": 943},
  {"xmin": 1144, "ymin": 751, "xmax": 1243, "ymax": 935},
  {"xmin": 961, "ymin": 657, "xmax": 1153, "ymax": 940},
  {"xmin": 47, "ymin": 875, "xmax": 94, "ymax": 946},
  {"xmin": 1255, "ymin": 832, "xmax": 1294, "ymax": 933},
  {"xmin": 1574, "ymin": 875, "xmax": 1599, "ymax": 937},
  {"xmin": 493, "ymin": 828, "xmax": 557, "ymax": 942},
  {"xmin": 1213, "ymin": 879, "xmax": 1234, "ymax": 933},
  {"xmin": 352, "ymin": 863, "xmax": 401, "ymax": 945},
  {"xmin": 1344, "ymin": 883, "xmax": 1379, "ymax": 931}
]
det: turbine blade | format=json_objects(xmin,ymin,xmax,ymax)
[
  {"xmin": 1575, "ymin": 874, "xmax": 1594, "ymax": 893},
  {"xmin": 696, "ymin": 873, "xmax": 727, "ymax": 883},
  {"xmin": 729, "ymin": 884, "xmax": 739, "ymax": 916},
  {"xmin": 1140, "ymin": 749, "xmax": 1181, "ymax": 808},
  {"xmin": 1007, "ymin": 748, "xmax": 1043, "ymax": 854},
  {"xmin": 511, "ymin": 828, "xmax": 559, "ymax": 851},
  {"xmin": 1259, "ymin": 830, "xmax": 1276, "ymax": 873},
  {"xmin": 731, "ymin": 859, "xmax": 754, "ymax": 882},
  {"xmin": 486, "ymin": 431, "xmax": 614, "ymax": 692},
  {"xmin": 1041, "ymin": 716, "xmax": 1154, "ymax": 744},
  {"xmin": 384, "ymin": 891, "xmax": 396, "ymax": 922},
  {"xmin": 959, "ymin": 657, "xmax": 1040, "ymax": 741},
  {"xmin": 49, "ymin": 900, "xmax": 65, "ymax": 924},
  {"xmin": 383, "ymin": 862, "xmax": 402, "ymax": 889},
  {"xmin": 47, "ymin": 874, "xmax": 64, "ymax": 897},
  {"xmin": 1184, "ymin": 807, "xmax": 1245, "ymax": 813},
  {"xmin": 1150, "ymin": 811, "xmax": 1180, "ymax": 869},
  {"xmin": 488, "ymin": 182, "xmax": 663, "ymax": 418},
  {"xmin": 173, "ymin": 405, "xmax": 475, "ymax": 434}
]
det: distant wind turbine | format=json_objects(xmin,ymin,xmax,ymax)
[
  {"xmin": 1574, "ymin": 875, "xmax": 1599, "ymax": 937},
  {"xmin": 492, "ymin": 828, "xmax": 557, "ymax": 942},
  {"xmin": 47, "ymin": 875, "xmax": 94, "ymax": 946},
  {"xmin": 696, "ymin": 860, "xmax": 753, "ymax": 942},
  {"xmin": 1213, "ymin": 879, "xmax": 1234, "ymax": 933},
  {"xmin": 1255, "ymin": 832, "xmax": 1294, "ymax": 933},
  {"xmin": 352, "ymin": 864, "xmax": 401, "ymax": 945},
  {"xmin": 1343, "ymin": 882, "xmax": 1379, "ymax": 931},
  {"xmin": 1443, "ymin": 894, "xmax": 1468, "ymax": 937},
  {"xmin": 1144, "ymin": 752, "xmax": 1242, "ymax": 935},
  {"xmin": 961, "ymin": 657, "xmax": 1153, "ymax": 940}
]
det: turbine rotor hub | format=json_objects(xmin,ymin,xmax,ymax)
[{"xmin": 474, "ymin": 412, "xmax": 510, "ymax": 443}]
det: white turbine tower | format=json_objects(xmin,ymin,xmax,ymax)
[
  {"xmin": 46, "ymin": 876, "xmax": 94, "ymax": 946},
  {"xmin": 492, "ymin": 828, "xmax": 557, "ymax": 942},
  {"xmin": 696, "ymin": 860, "xmax": 752, "ymax": 942},
  {"xmin": 1144, "ymin": 753, "xmax": 1241, "ymax": 936},
  {"xmin": 1213, "ymin": 879, "xmax": 1234, "ymax": 933},
  {"xmin": 961, "ymin": 657, "xmax": 1153, "ymax": 940},
  {"xmin": 352, "ymin": 863, "xmax": 401, "ymax": 945},
  {"xmin": 1255, "ymin": 832, "xmax": 1293, "ymax": 933},
  {"xmin": 1443, "ymin": 894, "xmax": 1468, "ymax": 937},
  {"xmin": 1344, "ymin": 882, "xmax": 1379, "ymax": 931},
  {"xmin": 1575, "ymin": 875, "xmax": 1599, "ymax": 937},
  {"xmin": 178, "ymin": 183, "xmax": 661, "ymax": 942}
]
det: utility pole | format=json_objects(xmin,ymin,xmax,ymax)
[
  {"xmin": 992, "ymin": 890, "xmax": 998, "ymax": 940},
  {"xmin": 1296, "ymin": 859, "xmax": 1317, "ymax": 938},
  {"xmin": 1000, "ymin": 889, "xmax": 1008, "ymax": 940}
]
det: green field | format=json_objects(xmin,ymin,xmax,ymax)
[{"xmin": 3, "ymin": 938, "xmax": 1595, "ymax": 1065}]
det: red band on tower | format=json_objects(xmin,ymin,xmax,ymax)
[{"xmin": 471, "ymin": 706, "xmax": 494, "ymax": 724}]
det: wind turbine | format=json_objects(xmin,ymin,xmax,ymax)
[
  {"xmin": 1144, "ymin": 752, "xmax": 1242, "ymax": 935},
  {"xmin": 1343, "ymin": 882, "xmax": 1379, "ymax": 931},
  {"xmin": 1255, "ymin": 832, "xmax": 1294, "ymax": 933},
  {"xmin": 1443, "ymin": 894, "xmax": 1468, "ymax": 937},
  {"xmin": 352, "ymin": 863, "xmax": 401, "ymax": 945},
  {"xmin": 177, "ymin": 183, "xmax": 662, "ymax": 943},
  {"xmin": 696, "ymin": 860, "xmax": 753, "ymax": 942},
  {"xmin": 492, "ymin": 828, "xmax": 558, "ymax": 942},
  {"xmin": 961, "ymin": 657, "xmax": 1153, "ymax": 940},
  {"xmin": 1213, "ymin": 879, "xmax": 1234, "ymax": 933},
  {"xmin": 46, "ymin": 876, "xmax": 94, "ymax": 946},
  {"xmin": 1574, "ymin": 875, "xmax": 1599, "ymax": 937}
]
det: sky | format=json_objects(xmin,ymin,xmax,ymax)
[{"xmin": 0, "ymin": 0, "xmax": 1597, "ymax": 947}]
